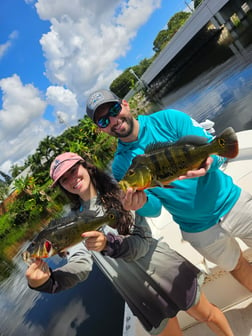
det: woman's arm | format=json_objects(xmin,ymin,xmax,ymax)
[
  {"xmin": 84, "ymin": 214, "xmax": 152, "ymax": 262},
  {"xmin": 26, "ymin": 243, "xmax": 93, "ymax": 294}
]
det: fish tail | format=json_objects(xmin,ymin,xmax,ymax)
[{"xmin": 214, "ymin": 127, "xmax": 239, "ymax": 158}]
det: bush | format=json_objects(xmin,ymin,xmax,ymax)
[{"xmin": 0, "ymin": 214, "xmax": 13, "ymax": 238}]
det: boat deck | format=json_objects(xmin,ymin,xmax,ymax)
[
  {"xmin": 123, "ymin": 215, "xmax": 252, "ymax": 336},
  {"xmin": 122, "ymin": 130, "xmax": 252, "ymax": 336},
  {"xmin": 123, "ymin": 295, "xmax": 252, "ymax": 335},
  {"xmin": 183, "ymin": 296, "xmax": 252, "ymax": 336}
]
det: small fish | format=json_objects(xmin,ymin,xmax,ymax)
[
  {"xmin": 119, "ymin": 127, "xmax": 238, "ymax": 191},
  {"xmin": 22, "ymin": 209, "xmax": 119, "ymax": 262}
]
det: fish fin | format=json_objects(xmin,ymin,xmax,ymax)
[
  {"xmin": 215, "ymin": 127, "xmax": 239, "ymax": 159},
  {"xmin": 176, "ymin": 135, "xmax": 208, "ymax": 145},
  {"xmin": 48, "ymin": 210, "xmax": 99, "ymax": 229},
  {"xmin": 144, "ymin": 136, "xmax": 208, "ymax": 154},
  {"xmin": 145, "ymin": 142, "xmax": 173, "ymax": 154},
  {"xmin": 153, "ymin": 179, "xmax": 164, "ymax": 187},
  {"xmin": 153, "ymin": 179, "xmax": 174, "ymax": 189},
  {"xmin": 163, "ymin": 185, "xmax": 174, "ymax": 188}
]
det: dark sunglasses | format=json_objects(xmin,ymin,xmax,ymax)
[{"xmin": 96, "ymin": 102, "xmax": 122, "ymax": 128}]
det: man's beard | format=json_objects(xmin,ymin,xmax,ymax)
[{"xmin": 111, "ymin": 116, "xmax": 134, "ymax": 138}]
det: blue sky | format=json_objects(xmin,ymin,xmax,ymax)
[{"xmin": 0, "ymin": 0, "xmax": 192, "ymax": 174}]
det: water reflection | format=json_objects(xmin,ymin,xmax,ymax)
[
  {"xmin": 163, "ymin": 47, "xmax": 252, "ymax": 133},
  {"xmin": 0, "ymin": 256, "xmax": 15, "ymax": 282},
  {"xmin": 0, "ymin": 252, "xmax": 124, "ymax": 336}
]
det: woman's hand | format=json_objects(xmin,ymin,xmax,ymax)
[
  {"xmin": 82, "ymin": 231, "xmax": 107, "ymax": 252},
  {"xmin": 26, "ymin": 258, "xmax": 51, "ymax": 288}
]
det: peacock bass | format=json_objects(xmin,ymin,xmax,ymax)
[
  {"xmin": 22, "ymin": 209, "xmax": 119, "ymax": 261},
  {"xmin": 119, "ymin": 127, "xmax": 238, "ymax": 192}
]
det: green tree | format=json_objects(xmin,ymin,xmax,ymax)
[
  {"xmin": 0, "ymin": 171, "xmax": 12, "ymax": 185},
  {"xmin": 10, "ymin": 164, "xmax": 24, "ymax": 179},
  {"xmin": 153, "ymin": 29, "xmax": 170, "ymax": 53},
  {"xmin": 167, "ymin": 12, "xmax": 191, "ymax": 37},
  {"xmin": 110, "ymin": 69, "xmax": 135, "ymax": 98},
  {"xmin": 137, "ymin": 58, "xmax": 152, "ymax": 74},
  {"xmin": 194, "ymin": 0, "xmax": 203, "ymax": 9},
  {"xmin": 110, "ymin": 59, "xmax": 152, "ymax": 97},
  {"xmin": 0, "ymin": 183, "xmax": 9, "ymax": 201},
  {"xmin": 152, "ymin": 11, "xmax": 191, "ymax": 54}
]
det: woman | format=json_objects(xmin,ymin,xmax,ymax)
[{"xmin": 26, "ymin": 152, "xmax": 233, "ymax": 336}]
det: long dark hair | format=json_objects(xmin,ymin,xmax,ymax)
[{"xmin": 58, "ymin": 160, "xmax": 134, "ymax": 235}]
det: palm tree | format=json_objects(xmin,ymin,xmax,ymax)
[
  {"xmin": 0, "ymin": 182, "xmax": 9, "ymax": 201},
  {"xmin": 10, "ymin": 164, "xmax": 24, "ymax": 179},
  {"xmin": 0, "ymin": 171, "xmax": 12, "ymax": 185}
]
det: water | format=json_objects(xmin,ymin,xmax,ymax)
[
  {"xmin": 0, "ymin": 252, "xmax": 124, "ymax": 336},
  {"xmin": 1, "ymin": 49, "xmax": 252, "ymax": 336},
  {"xmin": 162, "ymin": 46, "xmax": 252, "ymax": 134}
]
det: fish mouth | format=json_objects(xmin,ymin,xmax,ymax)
[
  {"xmin": 118, "ymin": 180, "xmax": 130, "ymax": 192},
  {"xmin": 22, "ymin": 251, "xmax": 37, "ymax": 264},
  {"xmin": 22, "ymin": 251, "xmax": 31, "ymax": 263},
  {"xmin": 21, "ymin": 240, "xmax": 53, "ymax": 262}
]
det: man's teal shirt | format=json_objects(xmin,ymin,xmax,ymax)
[{"xmin": 112, "ymin": 109, "xmax": 241, "ymax": 233}]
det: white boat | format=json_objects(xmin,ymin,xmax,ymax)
[{"xmin": 122, "ymin": 129, "xmax": 252, "ymax": 336}]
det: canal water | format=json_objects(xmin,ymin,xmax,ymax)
[
  {"xmin": 162, "ymin": 45, "xmax": 252, "ymax": 134},
  {"xmin": 1, "ymin": 49, "xmax": 252, "ymax": 336}
]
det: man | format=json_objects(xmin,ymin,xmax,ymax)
[{"xmin": 85, "ymin": 88, "xmax": 252, "ymax": 291}]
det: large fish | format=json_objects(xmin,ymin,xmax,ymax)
[
  {"xmin": 22, "ymin": 209, "xmax": 119, "ymax": 261},
  {"xmin": 119, "ymin": 127, "xmax": 238, "ymax": 192}
]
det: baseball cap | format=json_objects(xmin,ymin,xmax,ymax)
[
  {"xmin": 50, "ymin": 152, "xmax": 83, "ymax": 187},
  {"xmin": 86, "ymin": 89, "xmax": 120, "ymax": 121}
]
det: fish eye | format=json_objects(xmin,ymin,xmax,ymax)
[
  {"xmin": 128, "ymin": 169, "xmax": 135, "ymax": 176},
  {"xmin": 109, "ymin": 213, "xmax": 115, "ymax": 220}
]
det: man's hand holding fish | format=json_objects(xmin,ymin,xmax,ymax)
[
  {"xmin": 121, "ymin": 188, "xmax": 148, "ymax": 211},
  {"xmin": 177, "ymin": 156, "xmax": 213, "ymax": 180}
]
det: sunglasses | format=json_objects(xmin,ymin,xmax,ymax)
[{"xmin": 96, "ymin": 102, "xmax": 122, "ymax": 128}]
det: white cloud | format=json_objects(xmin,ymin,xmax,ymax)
[
  {"xmin": 46, "ymin": 85, "xmax": 79, "ymax": 125},
  {"xmin": 0, "ymin": 0, "xmax": 162, "ymax": 174},
  {"xmin": 24, "ymin": 0, "xmax": 36, "ymax": 4},
  {"xmin": 0, "ymin": 75, "xmax": 55, "ymax": 173},
  {"xmin": 0, "ymin": 31, "xmax": 18, "ymax": 59},
  {"xmin": 36, "ymin": 0, "xmax": 161, "ymax": 109}
]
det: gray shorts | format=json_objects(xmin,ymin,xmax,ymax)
[{"xmin": 182, "ymin": 190, "xmax": 252, "ymax": 271}]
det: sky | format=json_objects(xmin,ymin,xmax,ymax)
[{"xmin": 0, "ymin": 0, "xmax": 193, "ymax": 175}]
